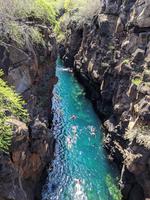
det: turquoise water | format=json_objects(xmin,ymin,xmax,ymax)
[{"xmin": 42, "ymin": 58, "xmax": 118, "ymax": 200}]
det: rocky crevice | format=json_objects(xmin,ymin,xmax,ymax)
[
  {"xmin": 0, "ymin": 23, "xmax": 57, "ymax": 200},
  {"xmin": 62, "ymin": 0, "xmax": 150, "ymax": 199}
]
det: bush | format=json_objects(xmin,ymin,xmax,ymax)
[
  {"xmin": 106, "ymin": 175, "xmax": 122, "ymax": 200},
  {"xmin": 0, "ymin": 0, "xmax": 57, "ymax": 24},
  {"xmin": 0, "ymin": 0, "xmax": 101, "ymax": 43},
  {"xmin": 63, "ymin": 0, "xmax": 100, "ymax": 24},
  {"xmin": 53, "ymin": 0, "xmax": 101, "ymax": 41},
  {"xmin": 0, "ymin": 70, "xmax": 28, "ymax": 152},
  {"xmin": 132, "ymin": 77, "xmax": 142, "ymax": 86},
  {"xmin": 0, "ymin": 0, "xmax": 58, "ymax": 46}
]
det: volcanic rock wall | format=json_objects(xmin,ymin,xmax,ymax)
[{"xmin": 0, "ymin": 24, "xmax": 57, "ymax": 200}]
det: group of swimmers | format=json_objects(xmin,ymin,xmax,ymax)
[
  {"xmin": 66, "ymin": 125, "xmax": 78, "ymax": 149},
  {"xmin": 66, "ymin": 115, "xmax": 96, "ymax": 149},
  {"xmin": 65, "ymin": 115, "xmax": 95, "ymax": 199}
]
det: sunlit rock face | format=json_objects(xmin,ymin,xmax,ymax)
[
  {"xmin": 130, "ymin": 0, "xmax": 150, "ymax": 28},
  {"xmin": 63, "ymin": 0, "xmax": 150, "ymax": 199},
  {"xmin": 0, "ymin": 24, "xmax": 57, "ymax": 200}
]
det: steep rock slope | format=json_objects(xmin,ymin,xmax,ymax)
[
  {"xmin": 0, "ymin": 24, "xmax": 57, "ymax": 200},
  {"xmin": 63, "ymin": 0, "xmax": 150, "ymax": 199}
]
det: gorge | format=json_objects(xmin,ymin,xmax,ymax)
[{"xmin": 0, "ymin": 0, "xmax": 150, "ymax": 200}]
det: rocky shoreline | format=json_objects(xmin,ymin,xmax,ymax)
[
  {"xmin": 0, "ymin": 23, "xmax": 57, "ymax": 200},
  {"xmin": 62, "ymin": 0, "xmax": 150, "ymax": 199}
]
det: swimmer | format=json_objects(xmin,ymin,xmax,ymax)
[
  {"xmin": 74, "ymin": 179, "xmax": 82, "ymax": 194},
  {"xmin": 75, "ymin": 179, "xmax": 81, "ymax": 184},
  {"xmin": 61, "ymin": 68, "xmax": 73, "ymax": 72},
  {"xmin": 68, "ymin": 68, "xmax": 73, "ymax": 73},
  {"xmin": 70, "ymin": 115, "xmax": 77, "ymax": 120},
  {"xmin": 88, "ymin": 126, "xmax": 96, "ymax": 135},
  {"xmin": 91, "ymin": 127, "xmax": 96, "ymax": 135},
  {"xmin": 66, "ymin": 136, "xmax": 72, "ymax": 149},
  {"xmin": 74, "ymin": 179, "xmax": 87, "ymax": 200},
  {"xmin": 72, "ymin": 125, "xmax": 78, "ymax": 133}
]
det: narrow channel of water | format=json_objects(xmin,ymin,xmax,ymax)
[{"xmin": 42, "ymin": 58, "xmax": 119, "ymax": 200}]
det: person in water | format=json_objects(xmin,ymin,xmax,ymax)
[
  {"xmin": 68, "ymin": 68, "xmax": 73, "ymax": 73},
  {"xmin": 72, "ymin": 125, "xmax": 78, "ymax": 133},
  {"xmin": 72, "ymin": 126, "xmax": 78, "ymax": 143},
  {"xmin": 74, "ymin": 179, "xmax": 87, "ymax": 200},
  {"xmin": 88, "ymin": 125, "xmax": 96, "ymax": 135},
  {"xmin": 66, "ymin": 125, "xmax": 78, "ymax": 149},
  {"xmin": 74, "ymin": 179, "xmax": 82, "ymax": 193},
  {"xmin": 70, "ymin": 115, "xmax": 77, "ymax": 120},
  {"xmin": 66, "ymin": 136, "xmax": 72, "ymax": 149}
]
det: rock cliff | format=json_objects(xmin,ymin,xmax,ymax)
[
  {"xmin": 0, "ymin": 23, "xmax": 57, "ymax": 200},
  {"xmin": 62, "ymin": 0, "xmax": 150, "ymax": 199}
]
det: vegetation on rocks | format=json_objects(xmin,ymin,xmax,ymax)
[
  {"xmin": 0, "ymin": 0, "xmax": 101, "ymax": 43},
  {"xmin": 106, "ymin": 175, "xmax": 122, "ymax": 200},
  {"xmin": 0, "ymin": 70, "xmax": 28, "ymax": 151},
  {"xmin": 0, "ymin": 0, "xmax": 58, "ymax": 46},
  {"xmin": 0, "ymin": 0, "xmax": 58, "ymax": 150},
  {"xmin": 54, "ymin": 0, "xmax": 101, "ymax": 41},
  {"xmin": 132, "ymin": 77, "xmax": 142, "ymax": 86},
  {"xmin": 60, "ymin": 0, "xmax": 100, "ymax": 24}
]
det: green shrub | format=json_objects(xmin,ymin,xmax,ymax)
[
  {"xmin": 63, "ymin": 0, "xmax": 100, "ymax": 23},
  {"xmin": 132, "ymin": 77, "xmax": 142, "ymax": 86},
  {"xmin": 122, "ymin": 59, "xmax": 130, "ymax": 65},
  {"xmin": 0, "ymin": 0, "xmax": 58, "ymax": 45},
  {"xmin": 33, "ymin": 0, "xmax": 57, "ymax": 25},
  {"xmin": 64, "ymin": 0, "xmax": 76, "ymax": 12},
  {"xmin": 0, "ymin": 0, "xmax": 101, "ymax": 43},
  {"xmin": 54, "ymin": 20, "xmax": 66, "ymax": 42},
  {"xmin": 7, "ymin": 22, "xmax": 25, "ymax": 46},
  {"xmin": 106, "ymin": 175, "xmax": 122, "ymax": 200},
  {"xmin": 29, "ymin": 27, "xmax": 45, "ymax": 45},
  {"xmin": 53, "ymin": 0, "xmax": 101, "ymax": 41},
  {"xmin": 0, "ymin": 70, "xmax": 29, "ymax": 152}
]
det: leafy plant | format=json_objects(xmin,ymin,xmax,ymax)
[
  {"xmin": 54, "ymin": 20, "xmax": 66, "ymax": 42},
  {"xmin": 64, "ymin": 0, "xmax": 75, "ymax": 12},
  {"xmin": 34, "ymin": 0, "xmax": 57, "ymax": 25},
  {"xmin": 122, "ymin": 59, "xmax": 130, "ymax": 65},
  {"xmin": 132, "ymin": 77, "xmax": 142, "ymax": 86},
  {"xmin": 0, "ymin": 70, "xmax": 29, "ymax": 151},
  {"xmin": 29, "ymin": 27, "xmax": 45, "ymax": 45},
  {"xmin": 7, "ymin": 21, "xmax": 25, "ymax": 46}
]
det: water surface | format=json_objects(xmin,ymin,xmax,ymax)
[{"xmin": 42, "ymin": 58, "xmax": 118, "ymax": 200}]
